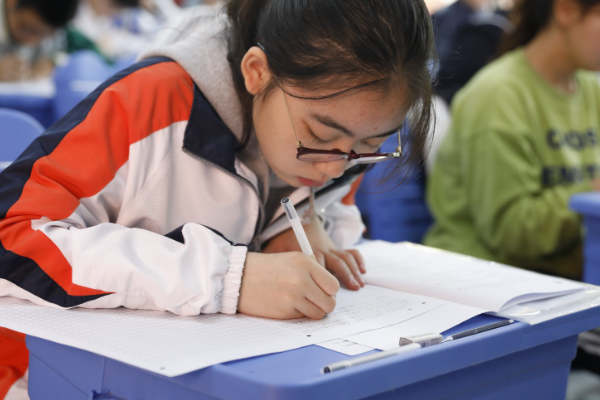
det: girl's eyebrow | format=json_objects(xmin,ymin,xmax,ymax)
[
  {"xmin": 311, "ymin": 113, "xmax": 355, "ymax": 137},
  {"xmin": 310, "ymin": 112, "xmax": 400, "ymax": 139}
]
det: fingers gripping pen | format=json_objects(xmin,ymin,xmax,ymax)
[{"xmin": 281, "ymin": 198, "xmax": 317, "ymax": 262}]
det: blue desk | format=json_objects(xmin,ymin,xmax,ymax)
[
  {"xmin": 570, "ymin": 193, "xmax": 600, "ymax": 285},
  {"xmin": 26, "ymin": 307, "xmax": 600, "ymax": 400}
]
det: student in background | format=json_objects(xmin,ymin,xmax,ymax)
[
  {"xmin": 432, "ymin": 0, "xmax": 513, "ymax": 105},
  {"xmin": 73, "ymin": 0, "xmax": 180, "ymax": 60},
  {"xmin": 425, "ymin": 0, "xmax": 600, "ymax": 280},
  {"xmin": 0, "ymin": 0, "xmax": 78, "ymax": 81}
]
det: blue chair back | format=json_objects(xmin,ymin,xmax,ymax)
[
  {"xmin": 356, "ymin": 134, "xmax": 433, "ymax": 243},
  {"xmin": 53, "ymin": 51, "xmax": 134, "ymax": 121},
  {"xmin": 0, "ymin": 89, "xmax": 54, "ymax": 129},
  {"xmin": 0, "ymin": 108, "xmax": 44, "ymax": 172}
]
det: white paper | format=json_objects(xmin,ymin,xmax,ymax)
[
  {"xmin": 357, "ymin": 241, "xmax": 584, "ymax": 312},
  {"xmin": 0, "ymin": 285, "xmax": 443, "ymax": 377},
  {"xmin": 317, "ymin": 338, "xmax": 374, "ymax": 356},
  {"xmin": 344, "ymin": 302, "xmax": 486, "ymax": 350}
]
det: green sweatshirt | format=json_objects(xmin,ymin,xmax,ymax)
[{"xmin": 424, "ymin": 49, "xmax": 600, "ymax": 279}]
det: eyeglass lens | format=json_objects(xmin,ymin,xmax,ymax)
[{"xmin": 297, "ymin": 153, "xmax": 348, "ymax": 162}]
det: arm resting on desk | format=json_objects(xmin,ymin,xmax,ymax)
[{"xmin": 0, "ymin": 60, "xmax": 247, "ymax": 316}]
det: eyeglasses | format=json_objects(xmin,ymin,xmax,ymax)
[{"xmin": 281, "ymin": 88, "xmax": 402, "ymax": 165}]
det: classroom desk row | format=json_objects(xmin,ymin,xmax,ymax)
[
  {"xmin": 20, "ymin": 192, "xmax": 600, "ymax": 400},
  {"xmin": 571, "ymin": 192, "xmax": 600, "ymax": 286}
]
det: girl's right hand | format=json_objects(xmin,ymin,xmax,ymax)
[{"xmin": 237, "ymin": 252, "xmax": 339, "ymax": 320}]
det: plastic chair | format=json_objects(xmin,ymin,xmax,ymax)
[
  {"xmin": 0, "ymin": 95, "xmax": 54, "ymax": 129},
  {"xmin": 0, "ymin": 108, "xmax": 44, "ymax": 172},
  {"xmin": 356, "ymin": 133, "xmax": 433, "ymax": 243}
]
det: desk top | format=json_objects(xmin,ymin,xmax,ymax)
[
  {"xmin": 571, "ymin": 192, "xmax": 600, "ymax": 217},
  {"xmin": 27, "ymin": 305, "xmax": 600, "ymax": 400}
]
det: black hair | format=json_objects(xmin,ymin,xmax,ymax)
[
  {"xmin": 226, "ymin": 0, "xmax": 436, "ymax": 183},
  {"xmin": 16, "ymin": 0, "xmax": 78, "ymax": 28},
  {"xmin": 114, "ymin": 0, "xmax": 141, "ymax": 7},
  {"xmin": 498, "ymin": 0, "xmax": 600, "ymax": 55}
]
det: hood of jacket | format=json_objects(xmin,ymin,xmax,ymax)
[
  {"xmin": 139, "ymin": 6, "xmax": 243, "ymax": 142},
  {"xmin": 139, "ymin": 7, "xmax": 277, "ymax": 203}
]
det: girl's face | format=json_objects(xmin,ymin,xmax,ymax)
[
  {"xmin": 565, "ymin": 3, "xmax": 600, "ymax": 71},
  {"xmin": 252, "ymin": 84, "xmax": 409, "ymax": 187}
]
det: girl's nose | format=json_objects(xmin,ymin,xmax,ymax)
[{"xmin": 315, "ymin": 159, "xmax": 347, "ymax": 180}]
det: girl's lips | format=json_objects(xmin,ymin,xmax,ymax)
[{"xmin": 298, "ymin": 177, "xmax": 326, "ymax": 187}]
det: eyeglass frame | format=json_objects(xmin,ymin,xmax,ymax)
[{"xmin": 277, "ymin": 74, "xmax": 403, "ymax": 165}]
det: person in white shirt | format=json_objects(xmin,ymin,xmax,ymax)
[{"xmin": 73, "ymin": 0, "xmax": 181, "ymax": 60}]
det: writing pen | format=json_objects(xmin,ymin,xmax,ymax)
[
  {"xmin": 322, "ymin": 343, "xmax": 422, "ymax": 373},
  {"xmin": 441, "ymin": 319, "xmax": 514, "ymax": 343},
  {"xmin": 281, "ymin": 198, "xmax": 317, "ymax": 262}
]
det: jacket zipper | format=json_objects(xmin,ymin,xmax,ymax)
[
  {"xmin": 184, "ymin": 148, "xmax": 363, "ymax": 249},
  {"xmin": 183, "ymin": 147, "xmax": 265, "ymax": 249}
]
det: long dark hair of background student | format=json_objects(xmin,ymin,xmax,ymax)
[
  {"xmin": 225, "ymin": 0, "xmax": 437, "ymax": 183},
  {"xmin": 498, "ymin": 0, "xmax": 600, "ymax": 56}
]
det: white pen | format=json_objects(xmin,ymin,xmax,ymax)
[
  {"xmin": 322, "ymin": 343, "xmax": 422, "ymax": 373},
  {"xmin": 281, "ymin": 197, "xmax": 317, "ymax": 262}
]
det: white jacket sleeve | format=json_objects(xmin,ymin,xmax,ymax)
[
  {"xmin": 25, "ymin": 218, "xmax": 247, "ymax": 316},
  {"xmin": 322, "ymin": 201, "xmax": 365, "ymax": 249},
  {"xmin": 320, "ymin": 186, "xmax": 366, "ymax": 249}
]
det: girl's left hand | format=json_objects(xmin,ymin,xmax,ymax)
[{"xmin": 262, "ymin": 218, "xmax": 366, "ymax": 290}]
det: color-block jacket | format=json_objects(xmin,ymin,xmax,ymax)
[{"xmin": 0, "ymin": 57, "xmax": 364, "ymax": 316}]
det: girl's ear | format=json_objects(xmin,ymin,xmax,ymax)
[{"xmin": 241, "ymin": 46, "xmax": 272, "ymax": 96}]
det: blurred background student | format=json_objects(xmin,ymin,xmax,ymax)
[
  {"xmin": 0, "ymin": 0, "xmax": 78, "ymax": 81},
  {"xmin": 425, "ymin": 0, "xmax": 600, "ymax": 280},
  {"xmin": 431, "ymin": 0, "xmax": 513, "ymax": 105},
  {"xmin": 72, "ymin": 0, "xmax": 182, "ymax": 61}
]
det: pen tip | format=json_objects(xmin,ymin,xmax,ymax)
[{"xmin": 281, "ymin": 198, "xmax": 290, "ymax": 204}]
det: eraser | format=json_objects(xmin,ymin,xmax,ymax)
[{"xmin": 399, "ymin": 332, "xmax": 443, "ymax": 348}]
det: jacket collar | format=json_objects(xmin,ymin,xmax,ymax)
[{"xmin": 182, "ymin": 85, "xmax": 239, "ymax": 175}]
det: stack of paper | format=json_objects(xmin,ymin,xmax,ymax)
[
  {"xmin": 319, "ymin": 241, "xmax": 585, "ymax": 353},
  {"xmin": 359, "ymin": 241, "xmax": 583, "ymax": 313}
]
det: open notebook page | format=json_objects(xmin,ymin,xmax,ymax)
[{"xmin": 357, "ymin": 241, "xmax": 584, "ymax": 313}]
